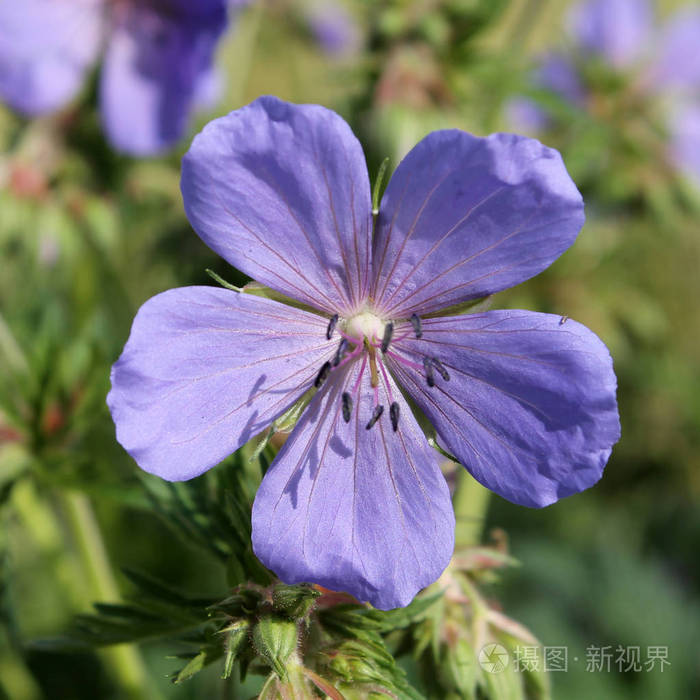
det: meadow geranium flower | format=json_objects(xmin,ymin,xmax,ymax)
[
  {"xmin": 0, "ymin": 0, "xmax": 249, "ymax": 155},
  {"xmin": 511, "ymin": 0, "xmax": 700, "ymax": 182},
  {"xmin": 108, "ymin": 96, "xmax": 620, "ymax": 609}
]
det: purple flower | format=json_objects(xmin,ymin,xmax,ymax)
[
  {"xmin": 305, "ymin": 1, "xmax": 361, "ymax": 56},
  {"xmin": 567, "ymin": 0, "xmax": 652, "ymax": 69},
  {"xmin": 0, "ymin": 0, "xmax": 246, "ymax": 155},
  {"xmin": 108, "ymin": 96, "xmax": 620, "ymax": 609},
  {"xmin": 511, "ymin": 0, "xmax": 700, "ymax": 183}
]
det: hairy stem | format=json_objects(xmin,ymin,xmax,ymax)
[{"xmin": 452, "ymin": 468, "xmax": 491, "ymax": 549}]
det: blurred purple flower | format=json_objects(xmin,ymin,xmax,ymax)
[
  {"xmin": 108, "ymin": 96, "xmax": 620, "ymax": 609},
  {"xmin": 305, "ymin": 0, "xmax": 360, "ymax": 56},
  {"xmin": 510, "ymin": 0, "xmax": 700, "ymax": 182},
  {"xmin": 568, "ymin": 0, "xmax": 652, "ymax": 69},
  {"xmin": 0, "ymin": 0, "xmax": 249, "ymax": 155}
]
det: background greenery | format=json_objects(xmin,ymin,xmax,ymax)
[{"xmin": 1, "ymin": 0, "xmax": 698, "ymax": 698}]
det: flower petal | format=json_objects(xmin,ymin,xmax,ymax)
[
  {"xmin": 99, "ymin": 2, "xmax": 228, "ymax": 155},
  {"xmin": 388, "ymin": 311, "xmax": 620, "ymax": 508},
  {"xmin": 0, "ymin": 0, "xmax": 102, "ymax": 116},
  {"xmin": 181, "ymin": 96, "xmax": 373, "ymax": 316},
  {"xmin": 371, "ymin": 131, "xmax": 584, "ymax": 317},
  {"xmin": 108, "ymin": 287, "xmax": 335, "ymax": 481},
  {"xmin": 650, "ymin": 7, "xmax": 700, "ymax": 91},
  {"xmin": 252, "ymin": 359, "xmax": 454, "ymax": 610},
  {"xmin": 568, "ymin": 0, "xmax": 652, "ymax": 69}
]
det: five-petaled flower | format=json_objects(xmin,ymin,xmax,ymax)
[
  {"xmin": 0, "ymin": 0, "xmax": 250, "ymax": 155},
  {"xmin": 108, "ymin": 96, "xmax": 620, "ymax": 610}
]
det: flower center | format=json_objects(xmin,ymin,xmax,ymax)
[
  {"xmin": 313, "ymin": 311, "xmax": 450, "ymax": 434},
  {"xmin": 344, "ymin": 310, "xmax": 384, "ymax": 345}
]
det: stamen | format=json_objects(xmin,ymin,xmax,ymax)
[
  {"xmin": 423, "ymin": 357, "xmax": 435, "ymax": 387},
  {"xmin": 326, "ymin": 314, "xmax": 339, "ymax": 340},
  {"xmin": 332, "ymin": 338, "xmax": 348, "ymax": 367},
  {"xmin": 385, "ymin": 349, "xmax": 423, "ymax": 372},
  {"xmin": 380, "ymin": 322, "xmax": 394, "ymax": 353},
  {"xmin": 410, "ymin": 313, "xmax": 423, "ymax": 339},
  {"xmin": 430, "ymin": 357, "xmax": 450, "ymax": 381},
  {"xmin": 314, "ymin": 361, "xmax": 331, "ymax": 388},
  {"xmin": 366, "ymin": 404, "xmax": 384, "ymax": 430},
  {"xmin": 364, "ymin": 338, "xmax": 379, "ymax": 388},
  {"xmin": 376, "ymin": 356, "xmax": 395, "ymax": 406},
  {"xmin": 389, "ymin": 402, "xmax": 400, "ymax": 431},
  {"xmin": 341, "ymin": 392, "xmax": 353, "ymax": 423},
  {"xmin": 337, "ymin": 327, "xmax": 358, "ymax": 344},
  {"xmin": 335, "ymin": 343, "xmax": 364, "ymax": 371},
  {"xmin": 351, "ymin": 353, "xmax": 368, "ymax": 396}
]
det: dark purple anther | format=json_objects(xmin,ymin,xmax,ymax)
[
  {"xmin": 314, "ymin": 361, "xmax": 331, "ymax": 388},
  {"xmin": 389, "ymin": 402, "xmax": 400, "ymax": 431},
  {"xmin": 342, "ymin": 391, "xmax": 352, "ymax": 422},
  {"xmin": 326, "ymin": 313, "xmax": 339, "ymax": 339},
  {"xmin": 410, "ymin": 313, "xmax": 422, "ymax": 339},
  {"xmin": 366, "ymin": 404, "xmax": 384, "ymax": 430},
  {"xmin": 422, "ymin": 357, "xmax": 435, "ymax": 387},
  {"xmin": 333, "ymin": 338, "xmax": 348, "ymax": 366},
  {"xmin": 430, "ymin": 357, "xmax": 450, "ymax": 382},
  {"xmin": 380, "ymin": 322, "xmax": 394, "ymax": 353}
]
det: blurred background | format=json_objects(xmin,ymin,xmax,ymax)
[{"xmin": 1, "ymin": 0, "xmax": 699, "ymax": 698}]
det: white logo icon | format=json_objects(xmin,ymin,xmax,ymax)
[{"xmin": 479, "ymin": 643, "xmax": 510, "ymax": 673}]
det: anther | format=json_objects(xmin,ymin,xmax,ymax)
[
  {"xmin": 380, "ymin": 322, "xmax": 394, "ymax": 353},
  {"xmin": 430, "ymin": 357, "xmax": 450, "ymax": 382},
  {"xmin": 423, "ymin": 357, "xmax": 435, "ymax": 387},
  {"xmin": 389, "ymin": 402, "xmax": 400, "ymax": 432},
  {"xmin": 410, "ymin": 313, "xmax": 423, "ymax": 339},
  {"xmin": 314, "ymin": 361, "xmax": 331, "ymax": 388},
  {"xmin": 333, "ymin": 338, "xmax": 348, "ymax": 367},
  {"xmin": 326, "ymin": 314, "xmax": 339, "ymax": 340},
  {"xmin": 366, "ymin": 404, "xmax": 384, "ymax": 430},
  {"xmin": 342, "ymin": 392, "xmax": 353, "ymax": 423}
]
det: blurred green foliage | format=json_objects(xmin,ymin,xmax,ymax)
[{"xmin": 1, "ymin": 0, "xmax": 699, "ymax": 698}]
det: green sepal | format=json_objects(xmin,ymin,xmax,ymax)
[
  {"xmin": 427, "ymin": 436, "xmax": 460, "ymax": 464},
  {"xmin": 241, "ymin": 282, "xmax": 324, "ymax": 317},
  {"xmin": 205, "ymin": 271, "xmax": 326, "ymax": 318},
  {"xmin": 372, "ymin": 156, "xmax": 391, "ymax": 216},
  {"xmin": 205, "ymin": 268, "xmax": 243, "ymax": 292},
  {"xmin": 442, "ymin": 637, "xmax": 479, "ymax": 699},
  {"xmin": 271, "ymin": 583, "xmax": 321, "ymax": 619},
  {"xmin": 423, "ymin": 295, "xmax": 493, "ymax": 319},
  {"xmin": 252, "ymin": 615, "xmax": 299, "ymax": 680},
  {"xmin": 172, "ymin": 650, "xmax": 208, "ymax": 684},
  {"xmin": 219, "ymin": 620, "xmax": 251, "ymax": 680},
  {"xmin": 273, "ymin": 387, "xmax": 316, "ymax": 433}
]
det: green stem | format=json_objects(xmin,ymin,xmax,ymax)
[
  {"xmin": 452, "ymin": 469, "xmax": 491, "ymax": 549},
  {"xmin": 62, "ymin": 491, "xmax": 162, "ymax": 700},
  {"xmin": 0, "ymin": 644, "xmax": 43, "ymax": 700}
]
